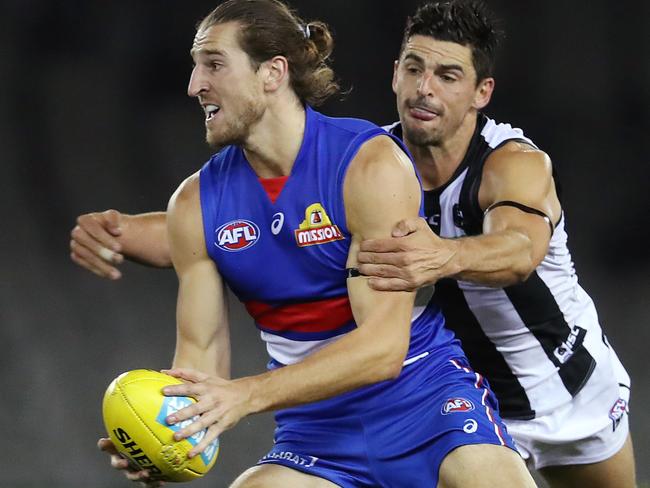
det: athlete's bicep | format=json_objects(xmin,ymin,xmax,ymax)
[
  {"xmin": 479, "ymin": 148, "xmax": 561, "ymax": 264},
  {"xmin": 167, "ymin": 173, "xmax": 231, "ymax": 378},
  {"xmin": 343, "ymin": 136, "xmax": 420, "ymax": 346}
]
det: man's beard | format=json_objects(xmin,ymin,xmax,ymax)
[
  {"xmin": 206, "ymin": 100, "xmax": 264, "ymax": 148},
  {"xmin": 402, "ymin": 122, "xmax": 443, "ymax": 147}
]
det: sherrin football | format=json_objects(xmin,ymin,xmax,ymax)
[{"xmin": 102, "ymin": 369, "xmax": 219, "ymax": 482}]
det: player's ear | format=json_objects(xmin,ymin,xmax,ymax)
[
  {"xmin": 262, "ymin": 55, "xmax": 289, "ymax": 93},
  {"xmin": 473, "ymin": 77, "xmax": 494, "ymax": 110}
]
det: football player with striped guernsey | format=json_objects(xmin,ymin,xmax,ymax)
[
  {"xmin": 357, "ymin": 2, "xmax": 636, "ymax": 487},
  {"xmin": 71, "ymin": 1, "xmax": 636, "ymax": 487},
  {"xmin": 89, "ymin": 1, "xmax": 535, "ymax": 487}
]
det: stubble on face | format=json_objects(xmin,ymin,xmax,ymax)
[
  {"xmin": 401, "ymin": 112, "xmax": 444, "ymax": 147},
  {"xmin": 205, "ymin": 94, "xmax": 265, "ymax": 148},
  {"xmin": 193, "ymin": 22, "xmax": 267, "ymax": 149}
]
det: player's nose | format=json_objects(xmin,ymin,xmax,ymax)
[
  {"xmin": 187, "ymin": 65, "xmax": 209, "ymax": 97},
  {"xmin": 417, "ymin": 71, "xmax": 436, "ymax": 98}
]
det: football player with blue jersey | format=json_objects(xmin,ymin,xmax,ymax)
[
  {"xmin": 74, "ymin": 2, "xmax": 636, "ymax": 487},
  {"xmin": 89, "ymin": 1, "xmax": 536, "ymax": 487},
  {"xmin": 77, "ymin": 1, "xmax": 637, "ymax": 487}
]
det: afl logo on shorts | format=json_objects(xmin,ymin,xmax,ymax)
[
  {"xmin": 441, "ymin": 398, "xmax": 475, "ymax": 415},
  {"xmin": 215, "ymin": 220, "xmax": 260, "ymax": 252}
]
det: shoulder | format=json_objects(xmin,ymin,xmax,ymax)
[
  {"xmin": 346, "ymin": 135, "xmax": 415, "ymax": 186},
  {"xmin": 344, "ymin": 136, "xmax": 420, "ymax": 234},
  {"xmin": 169, "ymin": 172, "xmax": 201, "ymax": 213},
  {"xmin": 166, "ymin": 172, "xmax": 208, "ymax": 264},
  {"xmin": 314, "ymin": 109, "xmax": 379, "ymax": 133},
  {"xmin": 484, "ymin": 141, "xmax": 552, "ymax": 182}
]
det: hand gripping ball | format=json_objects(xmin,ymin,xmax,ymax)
[{"xmin": 102, "ymin": 369, "xmax": 219, "ymax": 482}]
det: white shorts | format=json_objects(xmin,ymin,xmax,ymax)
[{"xmin": 506, "ymin": 351, "xmax": 630, "ymax": 470}]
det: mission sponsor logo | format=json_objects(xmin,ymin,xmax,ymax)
[
  {"xmin": 441, "ymin": 397, "xmax": 475, "ymax": 415},
  {"xmin": 294, "ymin": 203, "xmax": 344, "ymax": 247},
  {"xmin": 215, "ymin": 220, "xmax": 260, "ymax": 252}
]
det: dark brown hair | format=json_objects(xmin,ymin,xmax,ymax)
[
  {"xmin": 401, "ymin": 0, "xmax": 504, "ymax": 84},
  {"xmin": 198, "ymin": 0, "xmax": 339, "ymax": 106}
]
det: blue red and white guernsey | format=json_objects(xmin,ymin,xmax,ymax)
[
  {"xmin": 200, "ymin": 106, "xmax": 462, "ymax": 366},
  {"xmin": 199, "ymin": 106, "xmax": 516, "ymax": 487}
]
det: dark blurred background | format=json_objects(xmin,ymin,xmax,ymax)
[{"xmin": 1, "ymin": 1, "xmax": 647, "ymax": 487}]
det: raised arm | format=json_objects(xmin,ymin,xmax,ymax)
[
  {"xmin": 161, "ymin": 136, "xmax": 422, "ymax": 456},
  {"xmin": 359, "ymin": 142, "xmax": 561, "ymax": 290},
  {"xmin": 70, "ymin": 210, "xmax": 171, "ymax": 279}
]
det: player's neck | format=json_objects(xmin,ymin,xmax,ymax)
[
  {"xmin": 243, "ymin": 96, "xmax": 305, "ymax": 178},
  {"xmin": 406, "ymin": 111, "xmax": 477, "ymax": 191}
]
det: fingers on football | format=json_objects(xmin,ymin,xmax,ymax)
[
  {"xmin": 110, "ymin": 454, "xmax": 130, "ymax": 470},
  {"xmin": 189, "ymin": 425, "xmax": 221, "ymax": 459},
  {"xmin": 97, "ymin": 437, "xmax": 118, "ymax": 454},
  {"xmin": 168, "ymin": 399, "xmax": 203, "ymax": 428},
  {"xmin": 162, "ymin": 368, "xmax": 209, "ymax": 384}
]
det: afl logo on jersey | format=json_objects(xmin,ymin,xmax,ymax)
[
  {"xmin": 215, "ymin": 220, "xmax": 260, "ymax": 252},
  {"xmin": 441, "ymin": 398, "xmax": 475, "ymax": 415}
]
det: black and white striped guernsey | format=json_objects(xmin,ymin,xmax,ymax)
[{"xmin": 385, "ymin": 114, "xmax": 625, "ymax": 420}]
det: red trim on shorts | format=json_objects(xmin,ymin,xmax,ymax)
[
  {"xmin": 450, "ymin": 359, "xmax": 507, "ymax": 446},
  {"xmin": 244, "ymin": 295, "xmax": 354, "ymax": 333}
]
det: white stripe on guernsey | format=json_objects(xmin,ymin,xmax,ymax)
[
  {"xmin": 263, "ymin": 306, "xmax": 429, "ymax": 366},
  {"xmin": 403, "ymin": 351, "xmax": 429, "ymax": 366},
  {"xmin": 449, "ymin": 359, "xmax": 506, "ymax": 446},
  {"xmin": 261, "ymin": 331, "xmax": 343, "ymax": 365}
]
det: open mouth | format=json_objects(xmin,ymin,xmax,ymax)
[{"xmin": 204, "ymin": 104, "xmax": 221, "ymax": 121}]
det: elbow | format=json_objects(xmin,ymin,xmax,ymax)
[
  {"xmin": 512, "ymin": 260, "xmax": 534, "ymax": 284},
  {"xmin": 507, "ymin": 234, "xmax": 539, "ymax": 284},
  {"xmin": 372, "ymin": 345, "xmax": 407, "ymax": 382},
  {"xmin": 384, "ymin": 359, "xmax": 404, "ymax": 380},
  {"xmin": 498, "ymin": 259, "xmax": 534, "ymax": 287}
]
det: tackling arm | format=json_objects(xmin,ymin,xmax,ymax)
[
  {"xmin": 359, "ymin": 143, "xmax": 561, "ymax": 289},
  {"xmin": 444, "ymin": 145, "xmax": 561, "ymax": 285}
]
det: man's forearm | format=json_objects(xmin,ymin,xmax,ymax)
[
  {"xmin": 240, "ymin": 305, "xmax": 410, "ymax": 415},
  {"xmin": 450, "ymin": 229, "xmax": 535, "ymax": 286},
  {"xmin": 121, "ymin": 212, "xmax": 171, "ymax": 267}
]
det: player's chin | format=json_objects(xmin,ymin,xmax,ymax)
[{"xmin": 205, "ymin": 128, "xmax": 230, "ymax": 150}]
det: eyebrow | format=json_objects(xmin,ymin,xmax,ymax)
[
  {"xmin": 403, "ymin": 53, "xmax": 426, "ymax": 65},
  {"xmin": 402, "ymin": 53, "xmax": 465, "ymax": 73},
  {"xmin": 190, "ymin": 48, "xmax": 227, "ymax": 58}
]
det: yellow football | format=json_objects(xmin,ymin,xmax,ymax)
[{"xmin": 102, "ymin": 369, "xmax": 219, "ymax": 482}]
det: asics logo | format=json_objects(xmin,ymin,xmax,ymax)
[{"xmin": 271, "ymin": 213, "xmax": 285, "ymax": 235}]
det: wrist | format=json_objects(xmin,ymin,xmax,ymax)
[
  {"xmin": 233, "ymin": 375, "xmax": 268, "ymax": 415},
  {"xmin": 445, "ymin": 238, "xmax": 465, "ymax": 278}
]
